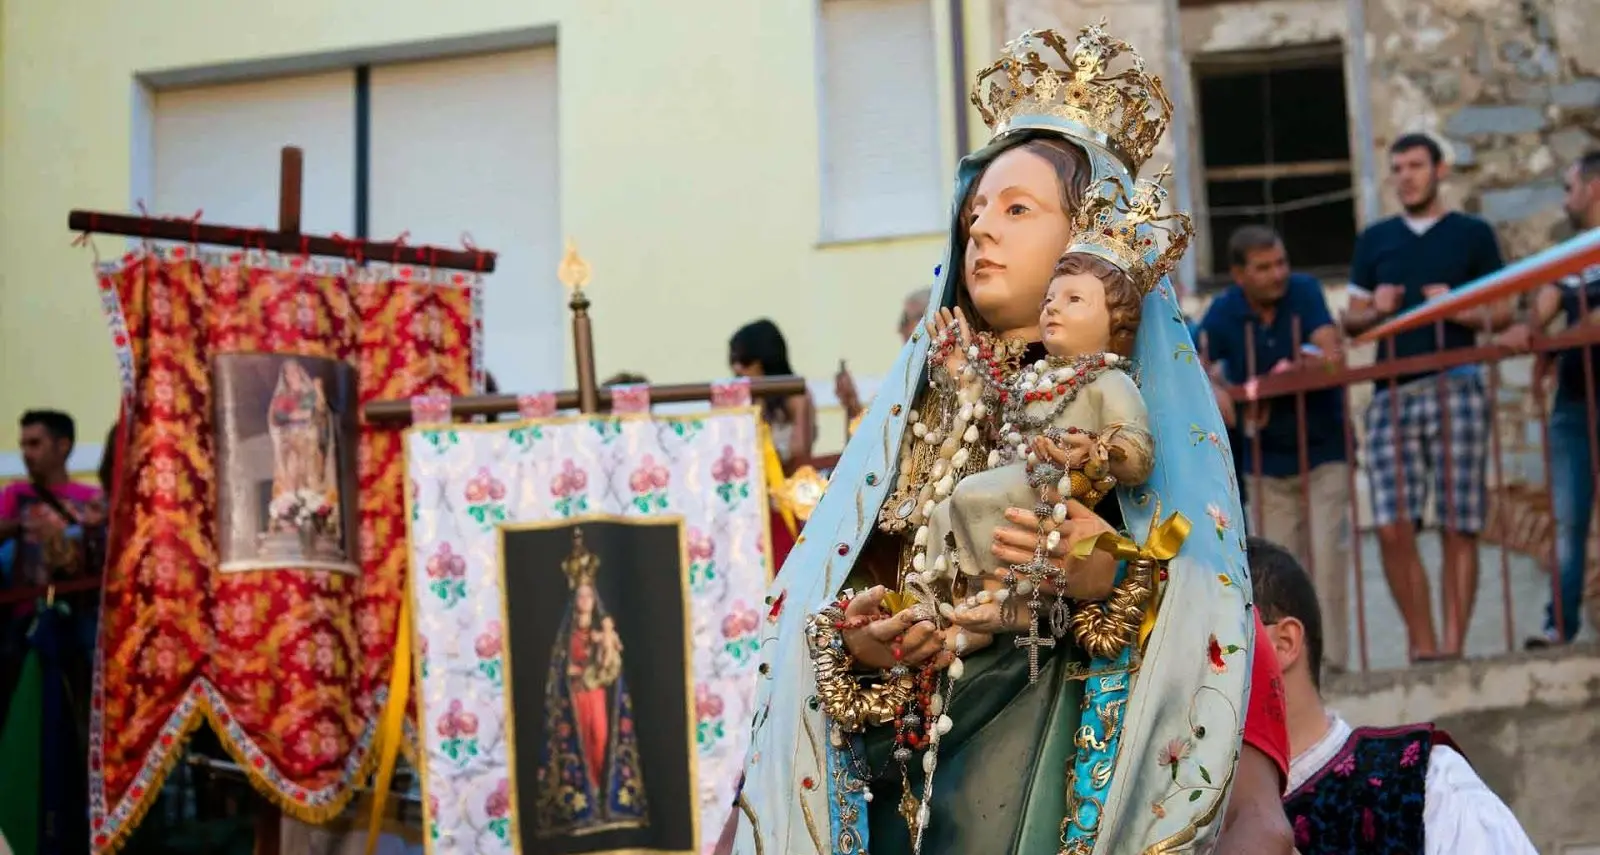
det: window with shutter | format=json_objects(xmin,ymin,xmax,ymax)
[
  {"xmin": 369, "ymin": 48, "xmax": 563, "ymax": 393},
  {"xmin": 1192, "ymin": 44, "xmax": 1357, "ymax": 289},
  {"xmin": 152, "ymin": 70, "xmax": 357, "ymax": 236},
  {"xmin": 818, "ymin": 0, "xmax": 944, "ymax": 243}
]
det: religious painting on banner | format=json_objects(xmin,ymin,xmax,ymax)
[
  {"xmin": 214, "ymin": 353, "xmax": 361, "ymax": 574},
  {"xmin": 501, "ymin": 519, "xmax": 695, "ymax": 853},
  {"xmin": 88, "ymin": 245, "xmax": 480, "ymax": 854},
  {"xmin": 405, "ymin": 409, "xmax": 772, "ymax": 855}
]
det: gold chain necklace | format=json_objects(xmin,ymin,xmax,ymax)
[{"xmin": 876, "ymin": 334, "xmax": 1032, "ymax": 536}]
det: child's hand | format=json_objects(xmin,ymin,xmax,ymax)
[
  {"xmin": 926, "ymin": 307, "xmax": 973, "ymax": 378},
  {"xmin": 1035, "ymin": 432, "xmax": 1095, "ymax": 474}
]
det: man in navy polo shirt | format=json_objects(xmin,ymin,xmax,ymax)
[
  {"xmin": 1341, "ymin": 133, "xmax": 1510, "ymax": 663},
  {"xmin": 1201, "ymin": 225, "xmax": 1352, "ymax": 672}
]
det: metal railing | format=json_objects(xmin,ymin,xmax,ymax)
[{"xmin": 1206, "ymin": 313, "xmax": 1600, "ymax": 672}]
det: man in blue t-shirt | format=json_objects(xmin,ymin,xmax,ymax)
[
  {"xmin": 1340, "ymin": 133, "xmax": 1511, "ymax": 663},
  {"xmin": 1201, "ymin": 225, "xmax": 1353, "ymax": 671},
  {"xmin": 1494, "ymin": 150, "xmax": 1600, "ymax": 647}
]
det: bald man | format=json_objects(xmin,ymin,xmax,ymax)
[{"xmin": 836, "ymin": 288, "xmax": 930, "ymax": 428}]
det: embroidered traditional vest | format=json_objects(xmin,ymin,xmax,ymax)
[{"xmin": 1284, "ymin": 724, "xmax": 1454, "ymax": 854}]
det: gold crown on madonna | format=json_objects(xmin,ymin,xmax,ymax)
[
  {"xmin": 972, "ymin": 21, "xmax": 1172, "ymax": 173},
  {"xmin": 1065, "ymin": 166, "xmax": 1194, "ymax": 296},
  {"xmin": 562, "ymin": 528, "xmax": 600, "ymax": 589}
]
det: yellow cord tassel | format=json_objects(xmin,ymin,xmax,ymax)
[
  {"xmin": 364, "ymin": 591, "xmax": 414, "ymax": 855},
  {"xmin": 759, "ymin": 420, "xmax": 798, "ymax": 538}
]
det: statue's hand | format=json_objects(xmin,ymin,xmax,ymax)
[
  {"xmin": 948, "ymin": 593, "xmax": 1025, "ymax": 635},
  {"xmin": 943, "ymin": 623, "xmax": 994, "ymax": 656},
  {"xmin": 1036, "ymin": 432, "xmax": 1094, "ymax": 472},
  {"xmin": 841, "ymin": 586, "xmax": 946, "ymax": 670},
  {"xmin": 990, "ymin": 504, "xmax": 1117, "ymax": 601},
  {"xmin": 926, "ymin": 307, "xmax": 973, "ymax": 378}
]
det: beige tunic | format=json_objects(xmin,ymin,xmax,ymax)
[{"xmin": 925, "ymin": 369, "xmax": 1152, "ymax": 583}]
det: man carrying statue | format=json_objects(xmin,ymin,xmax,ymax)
[{"xmin": 730, "ymin": 23, "xmax": 1293, "ymax": 855}]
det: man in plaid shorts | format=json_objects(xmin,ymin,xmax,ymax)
[{"xmin": 1341, "ymin": 133, "xmax": 1510, "ymax": 662}]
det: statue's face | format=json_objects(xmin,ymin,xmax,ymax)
[
  {"xmin": 576, "ymin": 584, "xmax": 595, "ymax": 615},
  {"xmin": 1041, "ymin": 272, "xmax": 1112, "ymax": 358},
  {"xmin": 963, "ymin": 148, "xmax": 1075, "ymax": 337}
]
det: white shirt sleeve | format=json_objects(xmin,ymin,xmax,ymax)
[{"xmin": 1423, "ymin": 745, "xmax": 1538, "ymax": 855}]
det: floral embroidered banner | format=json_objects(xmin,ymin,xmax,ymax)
[
  {"xmin": 90, "ymin": 247, "xmax": 478, "ymax": 853},
  {"xmin": 405, "ymin": 412, "xmax": 773, "ymax": 854}
]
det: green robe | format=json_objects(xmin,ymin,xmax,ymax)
[{"xmin": 860, "ymin": 642, "xmax": 1087, "ymax": 854}]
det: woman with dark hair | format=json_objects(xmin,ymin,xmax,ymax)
[{"xmin": 728, "ymin": 319, "xmax": 815, "ymax": 470}]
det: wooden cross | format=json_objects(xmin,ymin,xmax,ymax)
[
  {"xmin": 65, "ymin": 143, "xmax": 504, "ymax": 855},
  {"xmin": 69, "ymin": 146, "xmax": 498, "ymax": 272}
]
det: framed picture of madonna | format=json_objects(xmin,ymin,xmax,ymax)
[
  {"xmin": 213, "ymin": 352, "xmax": 360, "ymax": 574},
  {"xmin": 498, "ymin": 516, "xmax": 698, "ymax": 855}
]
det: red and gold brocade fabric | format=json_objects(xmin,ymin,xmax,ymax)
[
  {"xmin": 350, "ymin": 266, "xmax": 480, "ymax": 746},
  {"xmin": 89, "ymin": 248, "xmax": 479, "ymax": 853}
]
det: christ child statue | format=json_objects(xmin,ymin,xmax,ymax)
[{"xmin": 915, "ymin": 172, "xmax": 1190, "ymax": 673}]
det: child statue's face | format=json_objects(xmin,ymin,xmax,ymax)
[{"xmin": 1040, "ymin": 272, "xmax": 1113, "ymax": 358}]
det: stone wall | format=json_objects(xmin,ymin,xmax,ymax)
[
  {"xmin": 1327, "ymin": 647, "xmax": 1600, "ymax": 853},
  {"xmin": 996, "ymin": 0, "xmax": 1600, "ymax": 260},
  {"xmin": 1365, "ymin": 0, "xmax": 1600, "ymax": 258},
  {"xmin": 993, "ymin": 0, "xmax": 1585, "ymax": 503}
]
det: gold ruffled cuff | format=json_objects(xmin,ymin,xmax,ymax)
[
  {"xmin": 807, "ymin": 611, "xmax": 918, "ymax": 732},
  {"xmin": 1069, "ymin": 556, "xmax": 1158, "ymax": 660}
]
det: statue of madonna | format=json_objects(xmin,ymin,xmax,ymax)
[{"xmin": 733, "ymin": 24, "xmax": 1254, "ymax": 855}]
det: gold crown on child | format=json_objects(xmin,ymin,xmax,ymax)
[
  {"xmin": 1065, "ymin": 165, "xmax": 1194, "ymax": 296},
  {"xmin": 562, "ymin": 528, "xmax": 600, "ymax": 589},
  {"xmin": 972, "ymin": 22, "xmax": 1172, "ymax": 174}
]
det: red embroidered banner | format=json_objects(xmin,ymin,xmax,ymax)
[
  {"xmin": 351, "ymin": 265, "xmax": 480, "ymax": 754},
  {"xmin": 89, "ymin": 248, "xmax": 479, "ymax": 852}
]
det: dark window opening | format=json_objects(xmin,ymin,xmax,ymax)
[{"xmin": 1193, "ymin": 44, "xmax": 1357, "ymax": 288}]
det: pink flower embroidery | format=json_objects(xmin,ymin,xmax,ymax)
[
  {"xmin": 1400, "ymin": 740, "xmax": 1421, "ymax": 767},
  {"xmin": 485, "ymin": 778, "xmax": 511, "ymax": 818},
  {"xmin": 1156, "ymin": 737, "xmax": 1190, "ymax": 767},
  {"xmin": 475, "ymin": 621, "xmax": 503, "ymax": 659},
  {"xmin": 426, "ymin": 543, "xmax": 467, "ymax": 580},
  {"xmin": 465, "ymin": 467, "xmax": 505, "ymax": 502},
  {"xmin": 629, "ymin": 454, "xmax": 670, "ymax": 493},
  {"xmin": 721, "ymin": 602, "xmax": 760, "ymax": 639},
  {"xmin": 712, "ymin": 445, "xmax": 750, "ymax": 483},
  {"xmin": 1293, "ymin": 815, "xmax": 1310, "ymax": 847},
  {"xmin": 437, "ymin": 699, "xmax": 480, "ymax": 738},
  {"xmin": 551, "ymin": 460, "xmax": 589, "ymax": 497},
  {"xmin": 1206, "ymin": 503, "xmax": 1230, "ymax": 540},
  {"xmin": 1333, "ymin": 753, "xmax": 1356, "ymax": 776},
  {"xmin": 695, "ymin": 683, "xmax": 725, "ymax": 721},
  {"xmin": 688, "ymin": 529, "xmax": 716, "ymax": 562}
]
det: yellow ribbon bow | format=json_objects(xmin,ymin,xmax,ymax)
[{"xmin": 1068, "ymin": 509, "xmax": 1191, "ymax": 650}]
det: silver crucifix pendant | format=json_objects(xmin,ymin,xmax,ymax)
[{"xmin": 1014, "ymin": 602, "xmax": 1055, "ymax": 682}]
